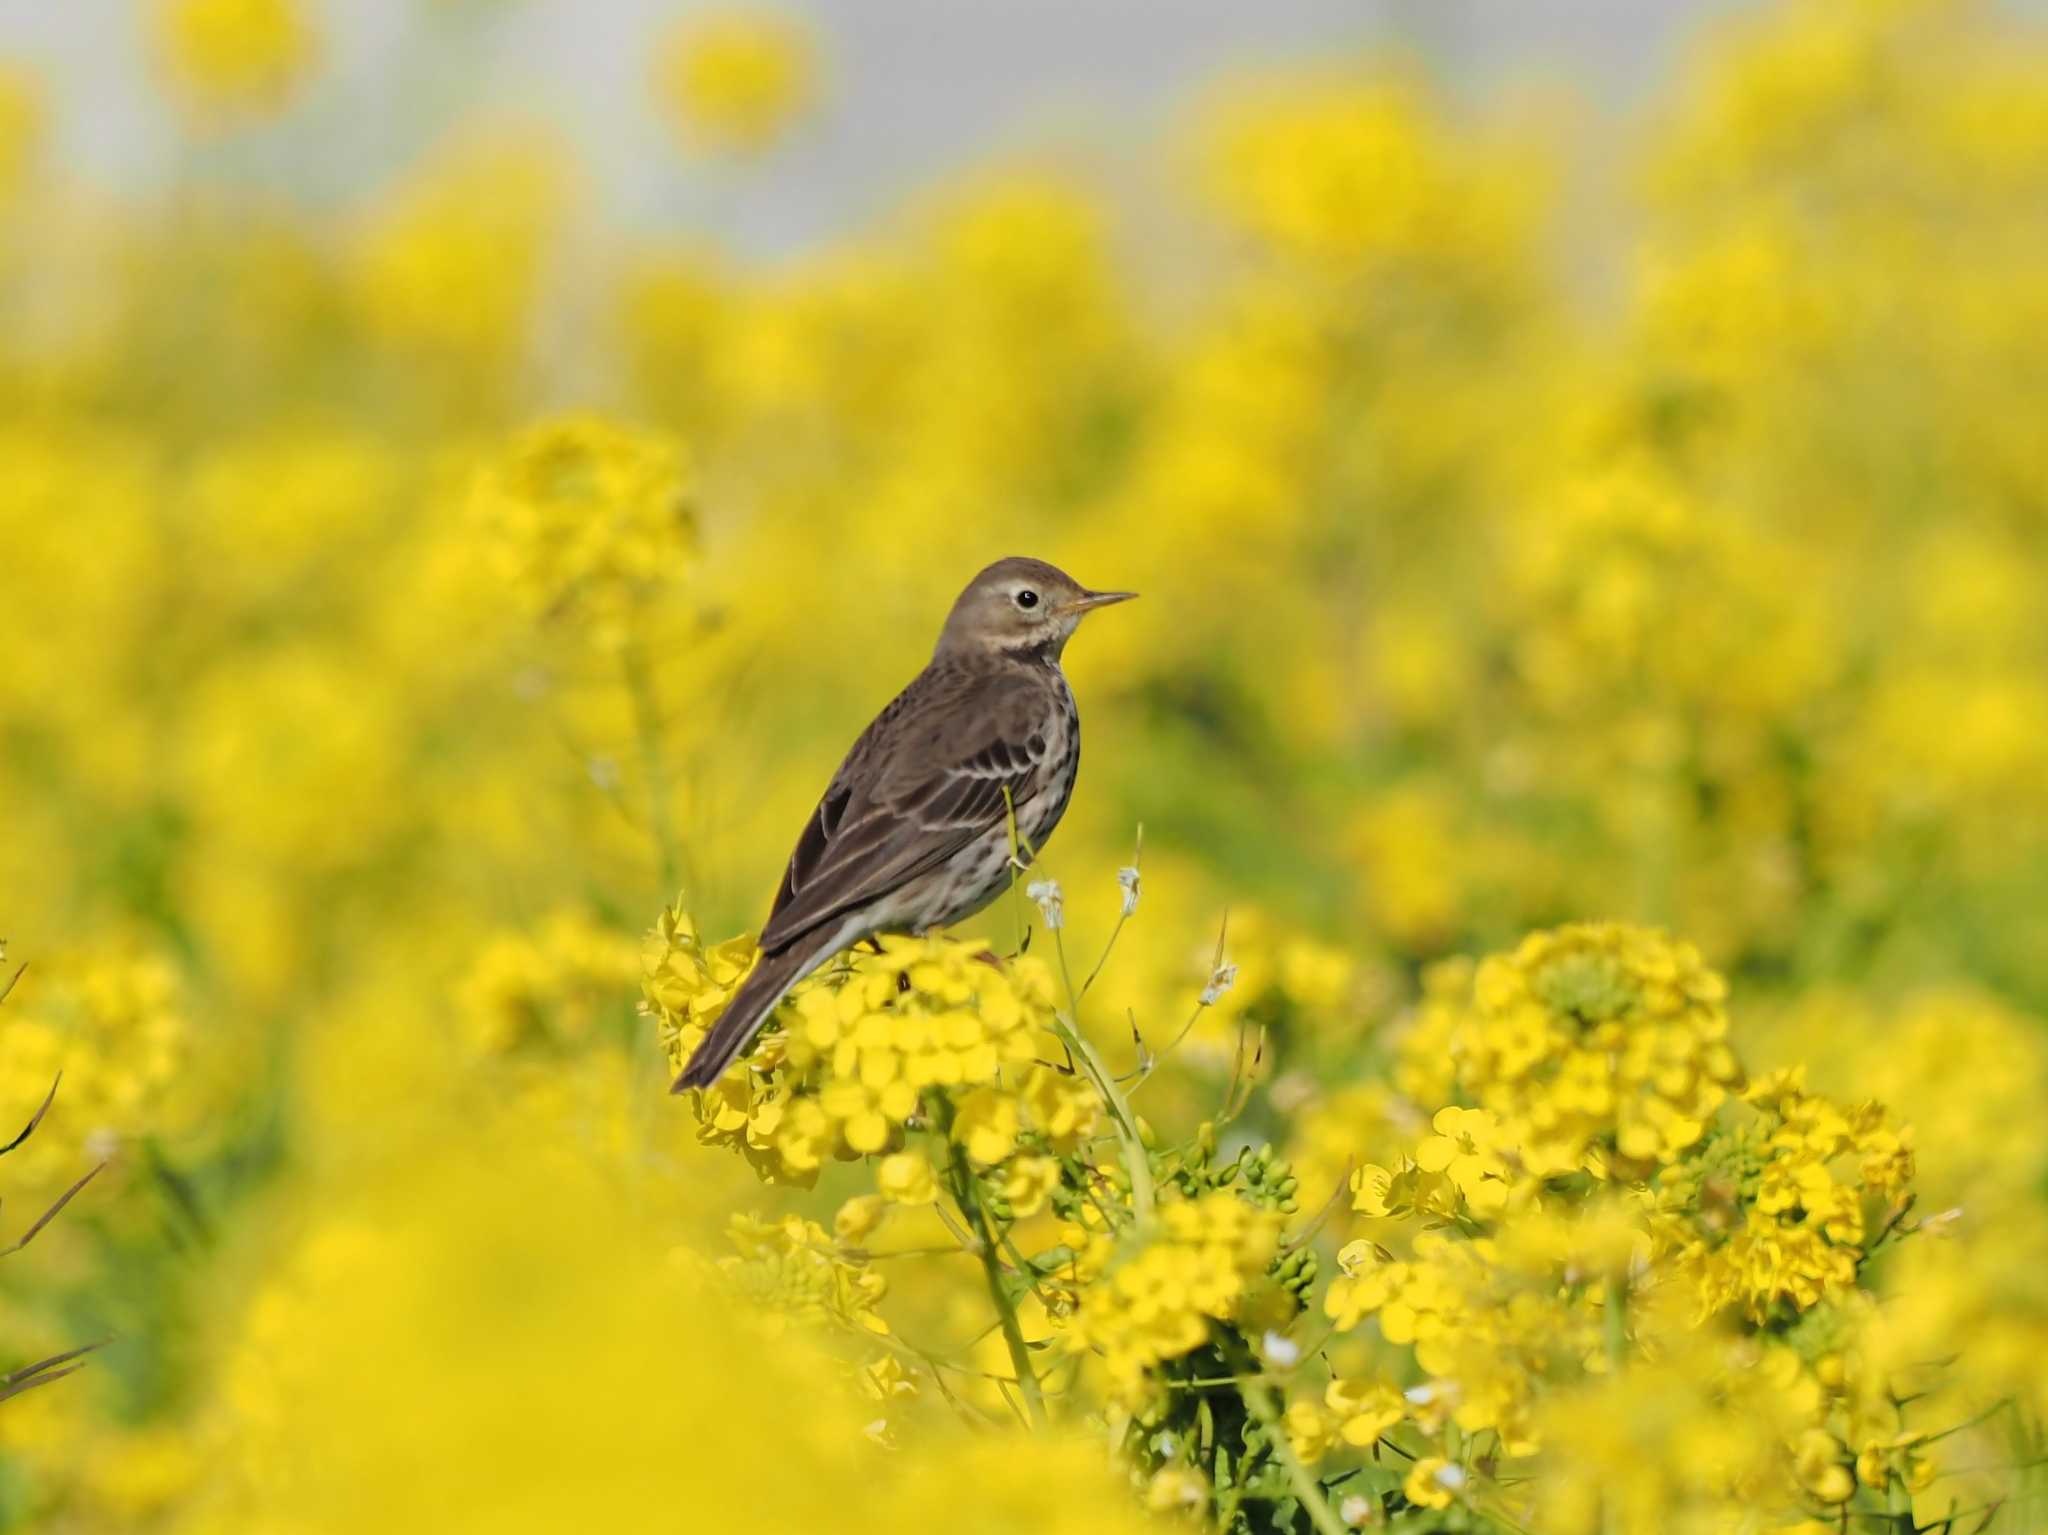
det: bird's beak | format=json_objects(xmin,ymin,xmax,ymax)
[{"xmin": 1060, "ymin": 589, "xmax": 1138, "ymax": 617}]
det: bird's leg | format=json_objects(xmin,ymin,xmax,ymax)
[{"xmin": 864, "ymin": 936, "xmax": 886, "ymax": 955}]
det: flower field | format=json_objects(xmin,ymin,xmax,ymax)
[{"xmin": 3, "ymin": 1, "xmax": 2048, "ymax": 1530}]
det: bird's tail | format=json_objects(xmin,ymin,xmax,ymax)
[{"xmin": 671, "ymin": 943, "xmax": 818, "ymax": 1092}]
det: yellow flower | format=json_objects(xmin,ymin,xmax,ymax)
[
  {"xmin": 1403, "ymin": 1457, "xmax": 1464, "ymax": 1511},
  {"xmin": 654, "ymin": 10, "xmax": 819, "ymax": 157},
  {"xmin": 1022, "ymin": 1062, "xmax": 1103, "ymax": 1148},
  {"xmin": 1414, "ymin": 1105, "xmax": 1512, "ymax": 1215},
  {"xmin": 1144, "ymin": 1465, "xmax": 1210, "ymax": 1514},
  {"xmin": 1323, "ymin": 1240, "xmax": 1399, "ymax": 1330},
  {"xmin": 151, "ymin": 0, "xmax": 318, "ymax": 123},
  {"xmin": 876, "ymin": 1153, "xmax": 937, "ymax": 1206},
  {"xmin": 860, "ymin": 1351, "xmax": 916, "ymax": 1403},
  {"xmin": 834, "ymin": 1195, "xmax": 886, "ymax": 1244},
  {"xmin": 1350, "ymin": 1161, "xmax": 1399, "ymax": 1217},
  {"xmin": 1066, "ymin": 1193, "xmax": 1283, "ymax": 1408},
  {"xmin": 952, "ymin": 1084, "xmax": 1020, "ymax": 1166},
  {"xmin": 1001, "ymin": 1155, "xmax": 1060, "ymax": 1218},
  {"xmin": 721, "ymin": 1213, "xmax": 890, "ymax": 1337},
  {"xmin": 457, "ymin": 910, "xmax": 639, "ymax": 1057},
  {"xmin": 1201, "ymin": 71, "xmax": 1534, "ymax": 273},
  {"xmin": 1326, "ymin": 1378, "xmax": 1405, "ymax": 1447},
  {"xmin": 1283, "ymin": 1400, "xmax": 1337, "ymax": 1464},
  {"xmin": 1791, "ymin": 1428, "xmax": 1853, "ymax": 1504}
]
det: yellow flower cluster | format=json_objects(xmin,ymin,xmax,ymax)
[
  {"xmin": 1319, "ymin": 1229, "xmax": 1585, "ymax": 1455},
  {"xmin": 1200, "ymin": 72, "xmax": 1534, "ymax": 274},
  {"xmin": 456, "ymin": 910, "xmax": 642, "ymax": 1057},
  {"xmin": 1064, "ymin": 1193, "xmax": 1283, "ymax": 1408},
  {"xmin": 354, "ymin": 133, "xmax": 573, "ymax": 373},
  {"xmin": 717, "ymin": 1211, "xmax": 890, "ymax": 1338},
  {"xmin": 1652, "ymin": 1070, "xmax": 1913, "ymax": 1321},
  {"xmin": 1530, "ymin": 1331, "xmax": 1836, "ymax": 1534},
  {"xmin": 1873, "ymin": 1222, "xmax": 2048, "ymax": 1428},
  {"xmin": 0, "ymin": 940, "xmax": 194, "ymax": 1211},
  {"xmin": 1760, "ymin": 987, "xmax": 2048, "ymax": 1216},
  {"xmin": 1292, "ymin": 921, "xmax": 1970, "ymax": 1530},
  {"xmin": 1442, "ymin": 923, "xmax": 1743, "ymax": 1175},
  {"xmin": 646, "ymin": 911, "xmax": 1095, "ymax": 1188},
  {"xmin": 471, "ymin": 415, "xmax": 697, "ymax": 653}
]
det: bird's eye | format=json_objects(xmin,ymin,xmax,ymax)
[{"xmin": 1015, "ymin": 589, "xmax": 1040, "ymax": 610}]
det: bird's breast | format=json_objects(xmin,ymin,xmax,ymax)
[{"xmin": 1019, "ymin": 681, "xmax": 1080, "ymax": 847}]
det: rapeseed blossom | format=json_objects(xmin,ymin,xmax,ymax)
[
  {"xmin": 654, "ymin": 9, "xmax": 819, "ymax": 157},
  {"xmin": 472, "ymin": 416, "xmax": 697, "ymax": 652},
  {"xmin": 149, "ymin": 0, "xmax": 318, "ymax": 123},
  {"xmin": 1064, "ymin": 1193, "xmax": 1284, "ymax": 1408},
  {"xmin": 646, "ymin": 914, "xmax": 1090, "ymax": 1187}
]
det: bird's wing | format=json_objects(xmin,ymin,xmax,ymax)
[{"xmin": 758, "ymin": 665, "xmax": 1055, "ymax": 954}]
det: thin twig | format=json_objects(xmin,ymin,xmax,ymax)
[
  {"xmin": 1077, "ymin": 825, "xmax": 1143, "ymax": 1001},
  {"xmin": 846, "ymin": 1243, "xmax": 983, "ymax": 1263},
  {"xmin": 1, "ymin": 1339, "xmax": 105, "ymax": 1389},
  {"xmin": 1922, "ymin": 1397, "xmax": 2014, "ymax": 1445},
  {"xmin": 8, "ymin": 1163, "xmax": 105, "ymax": 1255},
  {"xmin": 0, "ymin": 1364, "xmax": 88, "ymax": 1405},
  {"xmin": 0, "ymin": 1073, "xmax": 61, "ymax": 1157},
  {"xmin": 1282, "ymin": 1163, "xmax": 1356, "ymax": 1256},
  {"xmin": 939, "ymin": 1108, "xmax": 1046, "ymax": 1430},
  {"xmin": 1131, "ymin": 911, "xmax": 1231, "ymax": 1095},
  {"xmin": 1238, "ymin": 1369, "xmax": 1349, "ymax": 1535}
]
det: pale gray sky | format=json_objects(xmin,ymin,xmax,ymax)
[{"xmin": 0, "ymin": 0, "xmax": 1865, "ymax": 255}]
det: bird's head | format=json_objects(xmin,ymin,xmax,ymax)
[{"xmin": 934, "ymin": 556, "xmax": 1136, "ymax": 663}]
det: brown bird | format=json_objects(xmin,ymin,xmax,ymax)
[{"xmin": 673, "ymin": 557, "xmax": 1135, "ymax": 1091}]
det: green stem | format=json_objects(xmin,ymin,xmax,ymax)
[
  {"xmin": 621, "ymin": 634, "xmax": 680, "ymax": 896},
  {"xmin": 938, "ymin": 1108, "xmax": 1047, "ymax": 1430},
  {"xmin": 1603, "ymin": 1274, "xmax": 1629, "ymax": 1535},
  {"xmin": 998, "ymin": 788, "xmax": 1155, "ymax": 1233},
  {"xmin": 1048, "ymin": 994, "xmax": 1156, "ymax": 1230},
  {"xmin": 1605, "ymin": 1274, "xmax": 1629, "ymax": 1374},
  {"xmin": 1239, "ymin": 1373, "xmax": 1348, "ymax": 1535}
]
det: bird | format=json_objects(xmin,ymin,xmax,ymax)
[{"xmin": 672, "ymin": 556, "xmax": 1135, "ymax": 1091}]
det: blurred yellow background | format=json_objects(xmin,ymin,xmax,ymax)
[{"xmin": 1, "ymin": 0, "xmax": 2046, "ymax": 1530}]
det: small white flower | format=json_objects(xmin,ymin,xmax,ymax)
[
  {"xmin": 1404, "ymin": 1383, "xmax": 1436, "ymax": 1406},
  {"xmin": 1025, "ymin": 878, "xmax": 1064, "ymax": 930},
  {"xmin": 1339, "ymin": 1495, "xmax": 1374, "ymax": 1527},
  {"xmin": 1434, "ymin": 1463, "xmax": 1468, "ymax": 1490},
  {"xmin": 1260, "ymin": 1330, "xmax": 1300, "ymax": 1367},
  {"xmin": 1199, "ymin": 960, "xmax": 1238, "ymax": 1007},
  {"xmin": 1150, "ymin": 1430, "xmax": 1180, "ymax": 1460},
  {"xmin": 1116, "ymin": 864, "xmax": 1141, "ymax": 918}
]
